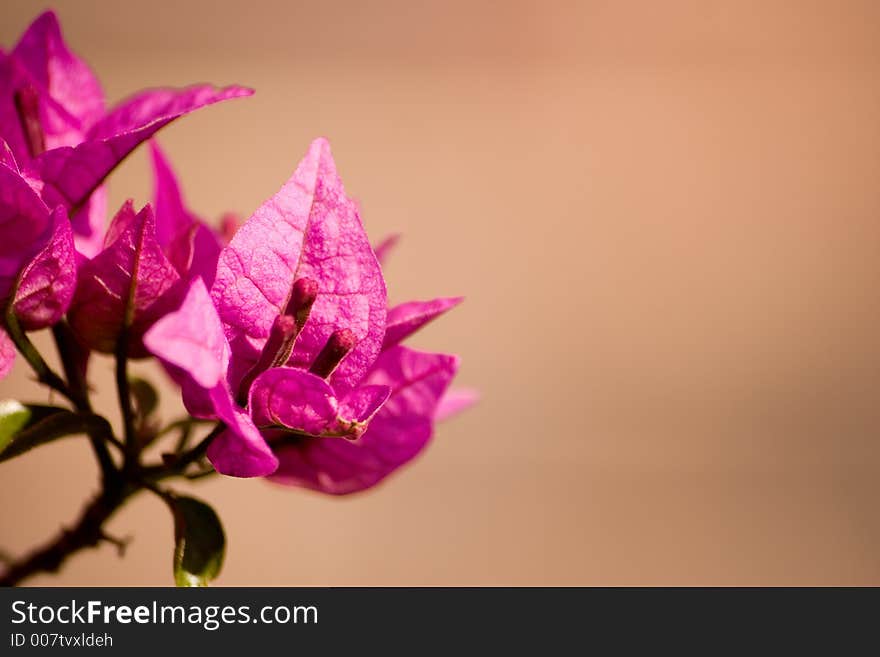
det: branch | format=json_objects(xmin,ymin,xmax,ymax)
[
  {"xmin": 114, "ymin": 334, "xmax": 138, "ymax": 469},
  {"xmin": 51, "ymin": 322, "xmax": 117, "ymax": 484},
  {"xmin": 0, "ymin": 486, "xmax": 131, "ymax": 586}
]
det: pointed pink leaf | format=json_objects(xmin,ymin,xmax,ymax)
[
  {"xmin": 0, "ymin": 328, "xmax": 14, "ymax": 380},
  {"xmin": 434, "ymin": 387, "xmax": 479, "ymax": 422},
  {"xmin": 30, "ymin": 84, "xmax": 252, "ymax": 215},
  {"xmin": 68, "ymin": 203, "xmax": 179, "ymax": 354},
  {"xmin": 12, "ymin": 206, "xmax": 76, "ymax": 330},
  {"xmin": 212, "ymin": 138, "xmax": 387, "ymax": 395},
  {"xmin": 12, "ymin": 10, "xmax": 104, "ymax": 148},
  {"xmin": 373, "ymin": 233, "xmax": 400, "ymax": 266},
  {"xmin": 269, "ymin": 346, "xmax": 459, "ymax": 494},
  {"xmin": 382, "ymin": 296, "xmax": 463, "ymax": 350}
]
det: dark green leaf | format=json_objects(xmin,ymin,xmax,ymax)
[
  {"xmin": 0, "ymin": 404, "xmax": 110, "ymax": 463},
  {"xmin": 171, "ymin": 496, "xmax": 225, "ymax": 587}
]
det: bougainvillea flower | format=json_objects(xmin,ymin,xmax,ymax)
[
  {"xmin": 67, "ymin": 201, "xmax": 179, "ymax": 356},
  {"xmin": 149, "ymin": 137, "xmax": 387, "ymax": 472},
  {"xmin": 145, "ymin": 137, "xmax": 467, "ymax": 491},
  {"xmin": 1, "ymin": 11, "xmax": 252, "ymax": 257},
  {"xmin": 149, "ymin": 140, "xmax": 226, "ymax": 287}
]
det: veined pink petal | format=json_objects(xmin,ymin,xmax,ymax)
[
  {"xmin": 249, "ymin": 368, "xmax": 391, "ymax": 440},
  {"xmin": 30, "ymin": 84, "xmax": 252, "ymax": 218},
  {"xmin": 269, "ymin": 346, "xmax": 459, "ymax": 495},
  {"xmin": 12, "ymin": 11, "xmax": 104, "ymax": 148},
  {"xmin": 0, "ymin": 328, "xmax": 14, "ymax": 380},
  {"xmin": 143, "ymin": 277, "xmax": 228, "ymax": 389},
  {"xmin": 382, "ymin": 296, "xmax": 463, "ymax": 350},
  {"xmin": 373, "ymin": 233, "xmax": 400, "ymax": 266},
  {"xmin": 212, "ymin": 137, "xmax": 387, "ymax": 395},
  {"xmin": 12, "ymin": 206, "xmax": 75, "ymax": 330},
  {"xmin": 434, "ymin": 387, "xmax": 479, "ymax": 422},
  {"xmin": 68, "ymin": 203, "xmax": 179, "ymax": 354},
  {"xmin": 249, "ymin": 367, "xmax": 338, "ymax": 435}
]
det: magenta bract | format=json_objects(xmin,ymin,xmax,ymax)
[
  {"xmin": 145, "ymin": 138, "xmax": 469, "ymax": 492},
  {"xmin": 2, "ymin": 11, "xmax": 252, "ymax": 258},
  {"xmin": 68, "ymin": 202, "xmax": 180, "ymax": 355}
]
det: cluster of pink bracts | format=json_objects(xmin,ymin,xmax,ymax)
[{"xmin": 0, "ymin": 12, "xmax": 473, "ymax": 494}]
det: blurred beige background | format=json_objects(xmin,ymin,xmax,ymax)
[{"xmin": 2, "ymin": 0, "xmax": 880, "ymax": 585}]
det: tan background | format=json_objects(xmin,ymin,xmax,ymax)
[{"xmin": 2, "ymin": 0, "xmax": 880, "ymax": 585}]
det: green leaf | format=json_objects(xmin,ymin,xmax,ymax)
[
  {"xmin": 129, "ymin": 377, "xmax": 159, "ymax": 418},
  {"xmin": 0, "ymin": 404, "xmax": 111, "ymax": 463},
  {"xmin": 0, "ymin": 400, "xmax": 33, "ymax": 453},
  {"xmin": 171, "ymin": 496, "xmax": 226, "ymax": 587}
]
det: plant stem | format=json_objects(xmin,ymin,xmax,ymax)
[
  {"xmin": 51, "ymin": 322, "xmax": 117, "ymax": 485},
  {"xmin": 2, "ymin": 314, "xmax": 226, "ymax": 585},
  {"xmin": 0, "ymin": 483, "xmax": 133, "ymax": 586},
  {"xmin": 51, "ymin": 322, "xmax": 91, "ymax": 411},
  {"xmin": 5, "ymin": 311, "xmax": 74, "ymax": 405},
  {"xmin": 0, "ymin": 422, "xmax": 223, "ymax": 586},
  {"xmin": 114, "ymin": 335, "xmax": 137, "ymax": 470}
]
